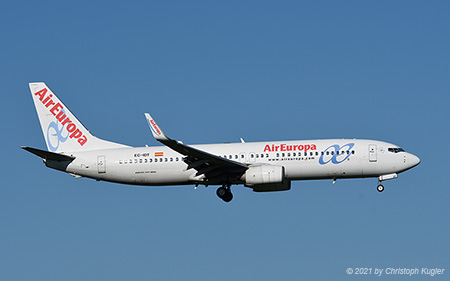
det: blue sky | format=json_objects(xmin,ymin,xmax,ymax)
[{"xmin": 1, "ymin": 1, "xmax": 449, "ymax": 280}]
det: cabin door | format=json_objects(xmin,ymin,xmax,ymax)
[{"xmin": 369, "ymin": 145, "xmax": 377, "ymax": 162}]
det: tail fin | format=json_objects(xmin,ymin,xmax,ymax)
[{"xmin": 29, "ymin": 82, "xmax": 129, "ymax": 152}]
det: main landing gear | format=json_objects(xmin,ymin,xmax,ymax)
[{"xmin": 216, "ymin": 185, "xmax": 233, "ymax": 202}]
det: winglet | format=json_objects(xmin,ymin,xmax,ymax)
[{"xmin": 144, "ymin": 113, "xmax": 169, "ymax": 141}]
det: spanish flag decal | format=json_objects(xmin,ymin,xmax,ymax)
[{"xmin": 155, "ymin": 152, "xmax": 164, "ymax": 157}]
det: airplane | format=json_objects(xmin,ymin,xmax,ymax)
[{"xmin": 22, "ymin": 82, "xmax": 421, "ymax": 202}]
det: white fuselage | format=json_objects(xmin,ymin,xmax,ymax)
[{"xmin": 49, "ymin": 139, "xmax": 420, "ymax": 187}]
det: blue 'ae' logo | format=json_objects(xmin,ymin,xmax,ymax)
[
  {"xmin": 319, "ymin": 143, "xmax": 355, "ymax": 165},
  {"xmin": 46, "ymin": 109, "xmax": 68, "ymax": 152}
]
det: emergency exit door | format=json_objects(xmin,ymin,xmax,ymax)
[{"xmin": 98, "ymin": 155, "xmax": 106, "ymax": 173}]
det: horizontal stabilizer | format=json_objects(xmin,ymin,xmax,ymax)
[{"xmin": 21, "ymin": 146, "xmax": 75, "ymax": 162}]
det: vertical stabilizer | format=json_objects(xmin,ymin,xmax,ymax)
[{"xmin": 29, "ymin": 82, "xmax": 129, "ymax": 152}]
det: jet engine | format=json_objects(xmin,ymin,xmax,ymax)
[{"xmin": 242, "ymin": 165, "xmax": 291, "ymax": 192}]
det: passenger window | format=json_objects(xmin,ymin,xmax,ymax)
[
  {"xmin": 135, "ymin": 159, "xmax": 138, "ymax": 163},
  {"xmin": 352, "ymin": 150, "xmax": 355, "ymax": 154},
  {"xmin": 315, "ymin": 152, "xmax": 318, "ymax": 156},
  {"xmin": 277, "ymin": 153, "xmax": 280, "ymax": 157},
  {"xmin": 326, "ymin": 152, "xmax": 329, "ymax": 155},
  {"xmin": 139, "ymin": 159, "xmax": 143, "ymax": 163},
  {"xmin": 282, "ymin": 153, "xmax": 285, "ymax": 157},
  {"xmin": 170, "ymin": 158, "xmax": 173, "ymax": 162}
]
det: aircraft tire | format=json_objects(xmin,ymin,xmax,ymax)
[
  {"xmin": 222, "ymin": 191, "xmax": 233, "ymax": 202},
  {"xmin": 216, "ymin": 187, "xmax": 227, "ymax": 198},
  {"xmin": 377, "ymin": 184, "xmax": 384, "ymax": 192}
]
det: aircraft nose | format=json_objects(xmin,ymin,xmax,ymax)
[{"xmin": 409, "ymin": 153, "xmax": 421, "ymax": 168}]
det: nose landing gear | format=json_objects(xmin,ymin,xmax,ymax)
[
  {"xmin": 376, "ymin": 173, "xmax": 398, "ymax": 192},
  {"xmin": 216, "ymin": 185, "xmax": 233, "ymax": 202}
]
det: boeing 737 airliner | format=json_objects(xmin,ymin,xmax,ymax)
[{"xmin": 23, "ymin": 83, "xmax": 420, "ymax": 202}]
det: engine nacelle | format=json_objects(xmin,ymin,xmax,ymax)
[
  {"xmin": 243, "ymin": 165, "xmax": 285, "ymax": 185},
  {"xmin": 243, "ymin": 165, "xmax": 290, "ymax": 192}
]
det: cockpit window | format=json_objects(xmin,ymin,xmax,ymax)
[{"xmin": 388, "ymin": 147, "xmax": 405, "ymax": 153}]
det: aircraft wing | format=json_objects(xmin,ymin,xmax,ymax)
[{"xmin": 144, "ymin": 113, "xmax": 248, "ymax": 183}]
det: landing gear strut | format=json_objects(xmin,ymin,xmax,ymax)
[
  {"xmin": 377, "ymin": 179, "xmax": 384, "ymax": 192},
  {"xmin": 216, "ymin": 185, "xmax": 233, "ymax": 202}
]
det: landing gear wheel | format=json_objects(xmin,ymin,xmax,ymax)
[
  {"xmin": 216, "ymin": 186, "xmax": 233, "ymax": 202},
  {"xmin": 222, "ymin": 191, "xmax": 233, "ymax": 202},
  {"xmin": 216, "ymin": 187, "xmax": 227, "ymax": 198},
  {"xmin": 377, "ymin": 184, "xmax": 384, "ymax": 192}
]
